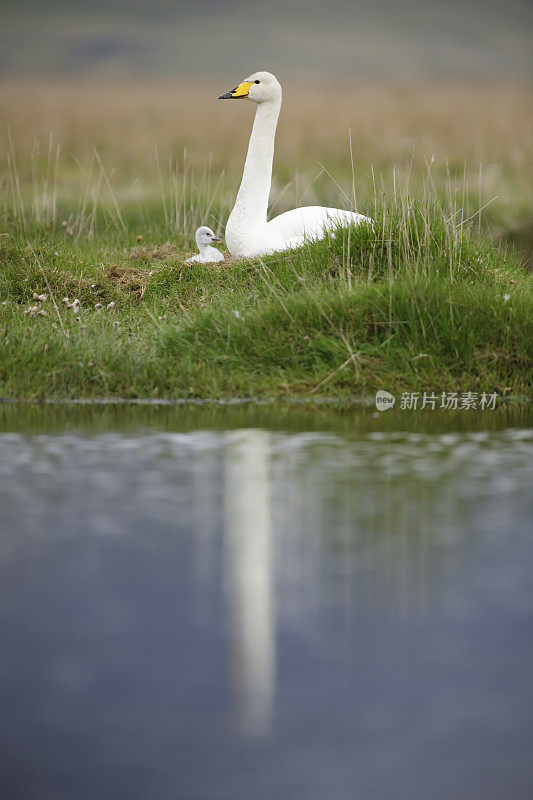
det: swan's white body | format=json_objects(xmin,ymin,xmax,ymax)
[
  {"xmin": 185, "ymin": 226, "xmax": 224, "ymax": 264},
  {"xmin": 220, "ymin": 71, "xmax": 371, "ymax": 258}
]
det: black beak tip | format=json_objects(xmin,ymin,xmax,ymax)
[{"xmin": 219, "ymin": 92, "xmax": 232, "ymax": 100}]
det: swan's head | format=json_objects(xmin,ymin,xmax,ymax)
[
  {"xmin": 219, "ymin": 71, "xmax": 281, "ymax": 104},
  {"xmin": 196, "ymin": 226, "xmax": 221, "ymax": 247}
]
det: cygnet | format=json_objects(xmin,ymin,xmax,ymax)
[{"xmin": 185, "ymin": 227, "xmax": 224, "ymax": 263}]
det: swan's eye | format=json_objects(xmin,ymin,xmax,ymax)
[{"xmin": 254, "ymin": 80, "xmax": 260, "ymax": 84}]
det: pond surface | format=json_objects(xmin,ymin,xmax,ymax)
[{"xmin": 1, "ymin": 404, "xmax": 532, "ymax": 800}]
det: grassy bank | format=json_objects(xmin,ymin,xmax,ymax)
[
  {"xmin": 1, "ymin": 198, "xmax": 531, "ymax": 400},
  {"xmin": 1, "ymin": 80, "xmax": 532, "ymax": 400}
]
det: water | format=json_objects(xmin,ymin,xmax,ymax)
[{"xmin": 1, "ymin": 405, "xmax": 532, "ymax": 800}]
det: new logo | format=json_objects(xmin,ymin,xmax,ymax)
[{"xmin": 375, "ymin": 390, "xmax": 395, "ymax": 411}]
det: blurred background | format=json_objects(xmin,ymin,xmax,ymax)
[
  {"xmin": 1, "ymin": 0, "xmax": 532, "ymax": 80},
  {"xmin": 0, "ymin": 0, "xmax": 533, "ymax": 247},
  {"xmin": 1, "ymin": 0, "xmax": 532, "ymax": 257}
]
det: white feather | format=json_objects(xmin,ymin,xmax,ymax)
[
  {"xmin": 185, "ymin": 226, "xmax": 225, "ymax": 264},
  {"xmin": 222, "ymin": 71, "xmax": 371, "ymax": 258}
]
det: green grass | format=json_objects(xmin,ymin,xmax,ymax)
[{"xmin": 1, "ymin": 189, "xmax": 531, "ymax": 400}]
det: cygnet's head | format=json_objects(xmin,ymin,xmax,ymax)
[
  {"xmin": 196, "ymin": 226, "xmax": 221, "ymax": 247},
  {"xmin": 219, "ymin": 71, "xmax": 281, "ymax": 105}
]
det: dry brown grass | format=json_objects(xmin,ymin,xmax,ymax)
[
  {"xmin": 1, "ymin": 78, "xmax": 532, "ymax": 250},
  {"xmin": 1, "ymin": 78, "xmax": 531, "ymax": 174}
]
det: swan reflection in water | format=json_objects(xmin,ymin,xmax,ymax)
[{"xmin": 224, "ymin": 430, "xmax": 275, "ymax": 735}]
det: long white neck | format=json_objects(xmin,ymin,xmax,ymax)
[{"xmin": 233, "ymin": 98, "xmax": 281, "ymax": 223}]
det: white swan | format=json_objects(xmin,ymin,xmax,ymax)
[
  {"xmin": 219, "ymin": 71, "xmax": 371, "ymax": 258},
  {"xmin": 185, "ymin": 226, "xmax": 225, "ymax": 264}
]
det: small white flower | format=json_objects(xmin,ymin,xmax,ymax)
[
  {"xmin": 113, "ymin": 321, "xmax": 120, "ymax": 329},
  {"xmin": 503, "ymin": 294, "xmax": 511, "ymax": 303},
  {"xmin": 233, "ymin": 310, "xmax": 240, "ymax": 319},
  {"xmin": 107, "ymin": 301, "xmax": 115, "ymax": 310},
  {"xmin": 94, "ymin": 303, "xmax": 103, "ymax": 310}
]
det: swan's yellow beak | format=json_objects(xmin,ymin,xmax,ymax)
[{"xmin": 219, "ymin": 81, "xmax": 252, "ymax": 100}]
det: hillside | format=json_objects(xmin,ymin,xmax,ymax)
[{"xmin": 1, "ymin": 0, "xmax": 532, "ymax": 79}]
